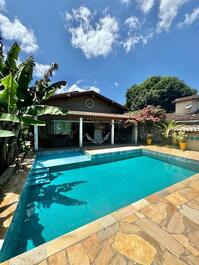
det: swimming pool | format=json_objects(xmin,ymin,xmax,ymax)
[{"xmin": 0, "ymin": 149, "xmax": 198, "ymax": 261}]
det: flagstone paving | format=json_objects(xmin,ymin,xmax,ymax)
[{"xmin": 0, "ymin": 146, "xmax": 199, "ymax": 265}]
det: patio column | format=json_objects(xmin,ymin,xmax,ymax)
[
  {"xmin": 134, "ymin": 123, "xmax": 138, "ymax": 144},
  {"xmin": 79, "ymin": 117, "xmax": 83, "ymax": 148},
  {"xmin": 111, "ymin": 119, "xmax": 115, "ymax": 145},
  {"xmin": 34, "ymin": 117, "xmax": 38, "ymax": 151}
]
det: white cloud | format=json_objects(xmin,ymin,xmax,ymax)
[
  {"xmin": 57, "ymin": 83, "xmax": 101, "ymax": 94},
  {"xmin": 0, "ymin": 13, "xmax": 38, "ymax": 53},
  {"xmin": 123, "ymin": 35, "xmax": 141, "ymax": 53},
  {"xmin": 120, "ymin": 0, "xmax": 130, "ymax": 4},
  {"xmin": 114, "ymin": 82, "xmax": 119, "ymax": 87},
  {"xmin": 123, "ymin": 31, "xmax": 153, "ymax": 53},
  {"xmin": 178, "ymin": 7, "xmax": 199, "ymax": 28},
  {"xmin": 65, "ymin": 6, "xmax": 119, "ymax": 58},
  {"xmin": 34, "ymin": 63, "xmax": 50, "ymax": 78},
  {"xmin": 157, "ymin": 0, "xmax": 189, "ymax": 32},
  {"xmin": 136, "ymin": 0, "xmax": 156, "ymax": 13},
  {"xmin": 0, "ymin": 0, "xmax": 6, "ymax": 10},
  {"xmin": 125, "ymin": 16, "xmax": 140, "ymax": 30}
]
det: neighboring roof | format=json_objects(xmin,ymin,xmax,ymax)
[
  {"xmin": 167, "ymin": 113, "xmax": 199, "ymax": 122},
  {"xmin": 67, "ymin": 110, "xmax": 130, "ymax": 120},
  {"xmin": 46, "ymin": 91, "xmax": 127, "ymax": 112},
  {"xmin": 173, "ymin": 125, "xmax": 199, "ymax": 132},
  {"xmin": 172, "ymin": 94, "xmax": 199, "ymax": 103}
]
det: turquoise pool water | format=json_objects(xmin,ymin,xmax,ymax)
[{"xmin": 0, "ymin": 153, "xmax": 197, "ymax": 261}]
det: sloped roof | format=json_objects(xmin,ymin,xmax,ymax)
[
  {"xmin": 68, "ymin": 110, "xmax": 130, "ymax": 120},
  {"xmin": 172, "ymin": 94, "xmax": 199, "ymax": 103},
  {"xmin": 167, "ymin": 113, "xmax": 199, "ymax": 122},
  {"xmin": 47, "ymin": 91, "xmax": 127, "ymax": 112},
  {"xmin": 173, "ymin": 125, "xmax": 199, "ymax": 132}
]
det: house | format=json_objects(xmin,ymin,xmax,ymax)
[
  {"xmin": 34, "ymin": 91, "xmax": 138, "ymax": 150},
  {"xmin": 167, "ymin": 94, "xmax": 199, "ymax": 151}
]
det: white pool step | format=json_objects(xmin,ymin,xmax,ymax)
[
  {"xmin": 31, "ymin": 168, "xmax": 50, "ymax": 174},
  {"xmin": 29, "ymin": 178, "xmax": 50, "ymax": 186}
]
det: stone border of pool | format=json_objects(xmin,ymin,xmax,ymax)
[{"xmin": 1, "ymin": 146, "xmax": 199, "ymax": 265}]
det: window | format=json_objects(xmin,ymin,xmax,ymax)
[{"xmin": 52, "ymin": 120, "xmax": 72, "ymax": 135}]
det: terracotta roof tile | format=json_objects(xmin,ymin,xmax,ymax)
[
  {"xmin": 172, "ymin": 94, "xmax": 199, "ymax": 103},
  {"xmin": 167, "ymin": 113, "xmax": 199, "ymax": 122},
  {"xmin": 68, "ymin": 110, "xmax": 130, "ymax": 120},
  {"xmin": 174, "ymin": 125, "xmax": 199, "ymax": 132}
]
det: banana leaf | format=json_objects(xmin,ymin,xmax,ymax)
[
  {"xmin": 5, "ymin": 42, "xmax": 20, "ymax": 72},
  {"xmin": 0, "ymin": 113, "xmax": 45, "ymax": 126},
  {"xmin": 42, "ymin": 81, "xmax": 67, "ymax": 100},
  {"xmin": 0, "ymin": 129, "xmax": 15, "ymax": 137},
  {"xmin": 0, "ymin": 73, "xmax": 18, "ymax": 112},
  {"xmin": 15, "ymin": 57, "xmax": 35, "ymax": 108},
  {"xmin": 23, "ymin": 105, "xmax": 68, "ymax": 116}
]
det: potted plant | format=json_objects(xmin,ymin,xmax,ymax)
[
  {"xmin": 178, "ymin": 131, "xmax": 188, "ymax": 151},
  {"xmin": 146, "ymin": 133, "xmax": 153, "ymax": 145},
  {"xmin": 172, "ymin": 131, "xmax": 179, "ymax": 146}
]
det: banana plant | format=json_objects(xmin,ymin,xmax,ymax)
[{"xmin": 0, "ymin": 42, "xmax": 67, "ymax": 138}]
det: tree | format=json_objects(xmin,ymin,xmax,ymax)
[
  {"xmin": 126, "ymin": 76, "xmax": 197, "ymax": 112},
  {"xmin": 0, "ymin": 41, "xmax": 67, "ymax": 173}
]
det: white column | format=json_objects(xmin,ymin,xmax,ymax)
[
  {"xmin": 111, "ymin": 119, "xmax": 115, "ymax": 145},
  {"xmin": 134, "ymin": 123, "xmax": 138, "ymax": 144},
  {"xmin": 34, "ymin": 117, "xmax": 38, "ymax": 151},
  {"xmin": 79, "ymin": 117, "xmax": 83, "ymax": 148}
]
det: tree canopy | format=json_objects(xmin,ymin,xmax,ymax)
[{"xmin": 126, "ymin": 76, "xmax": 197, "ymax": 112}]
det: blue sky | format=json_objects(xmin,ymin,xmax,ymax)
[{"xmin": 0, "ymin": 0, "xmax": 199, "ymax": 103}]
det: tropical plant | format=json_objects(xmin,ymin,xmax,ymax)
[
  {"xmin": 177, "ymin": 131, "xmax": 188, "ymax": 143},
  {"xmin": 160, "ymin": 120, "xmax": 180, "ymax": 143},
  {"xmin": 0, "ymin": 41, "xmax": 67, "ymax": 173},
  {"xmin": 126, "ymin": 76, "xmax": 197, "ymax": 112},
  {"xmin": 172, "ymin": 131, "xmax": 179, "ymax": 145}
]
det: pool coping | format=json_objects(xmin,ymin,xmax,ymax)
[{"xmin": 1, "ymin": 146, "xmax": 199, "ymax": 264}]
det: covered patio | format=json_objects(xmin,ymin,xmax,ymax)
[{"xmin": 34, "ymin": 111, "xmax": 138, "ymax": 151}]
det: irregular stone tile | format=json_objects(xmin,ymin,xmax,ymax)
[
  {"xmin": 112, "ymin": 232, "xmax": 157, "ymax": 265},
  {"xmin": 124, "ymin": 213, "xmax": 138, "ymax": 223},
  {"xmin": 109, "ymin": 254, "xmax": 127, "ymax": 265},
  {"xmin": 188, "ymin": 231, "xmax": 199, "ymax": 246},
  {"xmin": 48, "ymin": 250, "xmax": 68, "ymax": 265},
  {"xmin": 133, "ymin": 199, "xmax": 149, "ymax": 211},
  {"xmin": 187, "ymin": 200, "xmax": 199, "ymax": 210},
  {"xmin": 119, "ymin": 223, "xmax": 142, "ymax": 234},
  {"xmin": 172, "ymin": 234, "xmax": 199, "ymax": 256},
  {"xmin": 82, "ymin": 234, "xmax": 100, "ymax": 263},
  {"xmin": 66, "ymin": 243, "xmax": 90, "ymax": 265},
  {"xmin": 98, "ymin": 215, "xmax": 117, "ymax": 228},
  {"xmin": 166, "ymin": 183, "xmax": 185, "ymax": 193},
  {"xmin": 135, "ymin": 212, "xmax": 145, "ymax": 218},
  {"xmin": 179, "ymin": 188, "xmax": 199, "ymax": 200},
  {"xmin": 163, "ymin": 251, "xmax": 186, "ymax": 265},
  {"xmin": 9, "ymin": 244, "xmax": 47, "ymax": 265},
  {"xmin": 141, "ymin": 202, "xmax": 168, "ymax": 224},
  {"xmin": 94, "ymin": 238, "xmax": 114, "ymax": 265},
  {"xmin": 180, "ymin": 205, "xmax": 199, "ymax": 225},
  {"xmin": 165, "ymin": 192, "xmax": 188, "ymax": 206},
  {"xmin": 47, "ymin": 231, "xmax": 78, "ymax": 256},
  {"xmin": 98, "ymin": 222, "xmax": 119, "ymax": 241},
  {"xmin": 181, "ymin": 254, "xmax": 199, "ymax": 265},
  {"xmin": 167, "ymin": 212, "xmax": 185, "ymax": 234},
  {"xmin": 136, "ymin": 218, "xmax": 184, "ymax": 258},
  {"xmin": 146, "ymin": 194, "xmax": 160, "ymax": 204},
  {"xmin": 38, "ymin": 261, "xmax": 48, "ymax": 265},
  {"xmin": 111, "ymin": 206, "xmax": 135, "ymax": 221},
  {"xmin": 189, "ymin": 180, "xmax": 199, "ymax": 191}
]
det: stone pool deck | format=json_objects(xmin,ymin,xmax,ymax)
[{"xmin": 0, "ymin": 146, "xmax": 199, "ymax": 265}]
